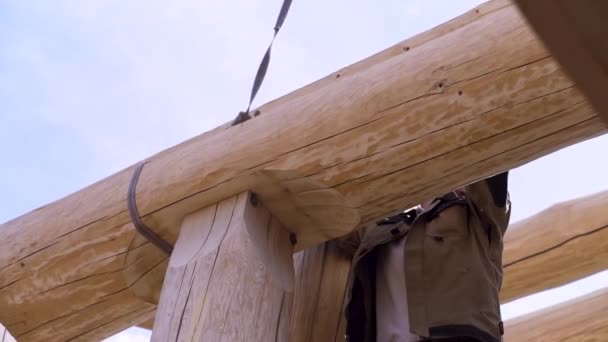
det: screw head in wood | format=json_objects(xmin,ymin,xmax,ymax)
[
  {"xmin": 249, "ymin": 193, "xmax": 259, "ymax": 207},
  {"xmin": 289, "ymin": 233, "xmax": 297, "ymax": 245}
]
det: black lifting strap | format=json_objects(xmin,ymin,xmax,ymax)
[
  {"xmin": 128, "ymin": 2, "xmax": 294, "ymax": 254},
  {"xmin": 232, "ymin": 0, "xmax": 293, "ymax": 126},
  {"xmin": 128, "ymin": 161, "xmax": 173, "ymax": 254}
]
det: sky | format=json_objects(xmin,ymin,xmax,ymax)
[{"xmin": 1, "ymin": 0, "xmax": 608, "ymax": 340}]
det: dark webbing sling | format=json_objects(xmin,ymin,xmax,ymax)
[
  {"xmin": 129, "ymin": 1, "xmax": 294, "ymax": 253},
  {"xmin": 232, "ymin": 0, "xmax": 293, "ymax": 125}
]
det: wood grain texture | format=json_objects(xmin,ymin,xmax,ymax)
[
  {"xmin": 151, "ymin": 192, "xmax": 292, "ymax": 342},
  {"xmin": 143, "ymin": 243, "xmax": 352, "ymax": 340},
  {"xmin": 2, "ymin": 0, "xmax": 607, "ymax": 340},
  {"xmin": 0, "ymin": 202, "xmax": 165, "ymax": 342},
  {"xmin": 514, "ymin": 0, "xmax": 608, "ymax": 124},
  {"xmin": 502, "ymin": 190, "xmax": 608, "ymax": 302},
  {"xmin": 505, "ymin": 287, "xmax": 608, "ymax": 341},
  {"xmin": 289, "ymin": 241, "xmax": 351, "ymax": 342},
  {"xmin": 138, "ymin": 318, "xmax": 153, "ymax": 330}
]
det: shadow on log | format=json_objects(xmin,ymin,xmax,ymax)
[
  {"xmin": 514, "ymin": 0, "xmax": 608, "ymax": 124},
  {"xmin": 505, "ymin": 286, "xmax": 608, "ymax": 341}
]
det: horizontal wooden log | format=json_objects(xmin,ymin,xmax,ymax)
[
  {"xmin": 501, "ymin": 189, "xmax": 608, "ymax": 302},
  {"xmin": 1, "ymin": 0, "xmax": 607, "ymax": 340},
  {"xmin": 505, "ymin": 287, "xmax": 608, "ymax": 341},
  {"xmin": 515, "ymin": 0, "xmax": 608, "ymax": 124}
]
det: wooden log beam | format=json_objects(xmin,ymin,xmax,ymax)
[
  {"xmin": 150, "ymin": 192, "xmax": 293, "ymax": 341},
  {"xmin": 504, "ymin": 287, "xmax": 608, "ymax": 341},
  {"xmin": 1, "ymin": 0, "xmax": 607, "ymax": 340},
  {"xmin": 501, "ymin": 189, "xmax": 608, "ymax": 302},
  {"xmin": 514, "ymin": 0, "xmax": 608, "ymax": 124}
]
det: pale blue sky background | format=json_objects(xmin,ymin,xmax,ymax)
[{"xmin": 1, "ymin": 0, "xmax": 608, "ymax": 340}]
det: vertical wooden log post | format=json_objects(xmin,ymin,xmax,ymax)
[
  {"xmin": 289, "ymin": 241, "xmax": 351, "ymax": 342},
  {"xmin": 151, "ymin": 192, "xmax": 295, "ymax": 341}
]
